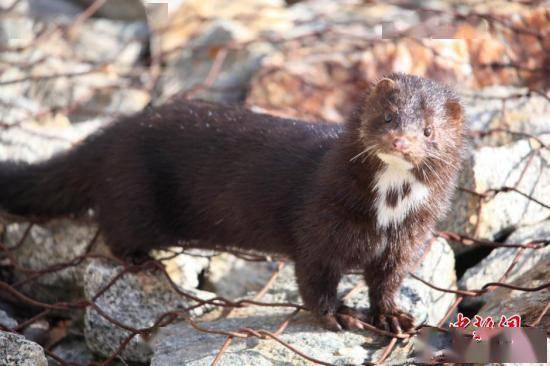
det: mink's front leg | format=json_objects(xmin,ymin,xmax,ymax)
[
  {"xmin": 295, "ymin": 259, "xmax": 365, "ymax": 331},
  {"xmin": 364, "ymin": 257, "xmax": 415, "ymax": 334}
]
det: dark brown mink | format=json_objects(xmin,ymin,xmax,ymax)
[{"xmin": 0, "ymin": 73, "xmax": 467, "ymax": 333}]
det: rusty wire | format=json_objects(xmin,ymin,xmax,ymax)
[{"xmin": 0, "ymin": 0, "xmax": 548, "ymax": 365}]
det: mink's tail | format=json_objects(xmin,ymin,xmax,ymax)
[{"xmin": 0, "ymin": 142, "xmax": 100, "ymax": 218}]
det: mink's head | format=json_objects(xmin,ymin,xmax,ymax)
[{"xmin": 356, "ymin": 73, "xmax": 465, "ymax": 170}]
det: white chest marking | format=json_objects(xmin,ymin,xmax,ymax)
[{"xmin": 374, "ymin": 153, "xmax": 429, "ymax": 229}]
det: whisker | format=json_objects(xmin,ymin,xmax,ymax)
[{"xmin": 350, "ymin": 146, "xmax": 377, "ymax": 162}]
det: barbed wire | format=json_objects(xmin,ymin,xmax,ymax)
[{"xmin": 0, "ymin": 0, "xmax": 548, "ymax": 365}]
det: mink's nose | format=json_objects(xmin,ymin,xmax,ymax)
[{"xmin": 392, "ymin": 138, "xmax": 409, "ymax": 152}]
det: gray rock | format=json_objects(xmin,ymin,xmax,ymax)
[
  {"xmin": 83, "ymin": 258, "xmax": 216, "ymax": 363},
  {"xmin": 21, "ymin": 320, "xmax": 52, "ymax": 349},
  {"xmin": 459, "ymin": 220, "xmax": 550, "ymax": 290},
  {"xmin": 205, "ymin": 253, "xmax": 280, "ymax": 299},
  {"xmin": 74, "ymin": 0, "xmax": 147, "ymax": 20},
  {"xmin": 0, "ymin": 0, "xmax": 149, "ymax": 129},
  {"xmin": 440, "ymin": 136, "xmax": 550, "ymax": 245},
  {"xmin": 157, "ymin": 20, "xmax": 270, "ymax": 104},
  {"xmin": 70, "ymin": 19, "xmax": 149, "ymax": 67},
  {"xmin": 69, "ymin": 87, "xmax": 151, "ymax": 124},
  {"xmin": 48, "ymin": 336, "xmax": 96, "ymax": 365},
  {"xmin": 27, "ymin": 0, "xmax": 83, "ymax": 23},
  {"xmin": 0, "ymin": 331, "xmax": 48, "ymax": 366},
  {"xmin": 151, "ymin": 238, "xmax": 455, "ymax": 365},
  {"xmin": 476, "ymin": 256, "xmax": 549, "ymax": 332},
  {"xmin": 0, "ymin": 309, "xmax": 17, "ymax": 329},
  {"xmin": 151, "ymin": 295, "xmax": 404, "ymax": 366},
  {"xmin": 0, "ymin": 0, "xmax": 34, "ymax": 49},
  {"xmin": 462, "ymin": 86, "xmax": 550, "ymax": 147},
  {"xmin": 3, "ymin": 220, "xmax": 101, "ymax": 302},
  {"xmin": 458, "ymin": 220, "xmax": 550, "ymax": 308}
]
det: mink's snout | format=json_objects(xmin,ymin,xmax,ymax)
[{"xmin": 392, "ymin": 137, "xmax": 409, "ymax": 152}]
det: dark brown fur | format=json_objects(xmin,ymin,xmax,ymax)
[{"xmin": 0, "ymin": 73, "xmax": 466, "ymax": 333}]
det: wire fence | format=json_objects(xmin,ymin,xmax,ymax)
[{"xmin": 0, "ymin": 0, "xmax": 548, "ymax": 365}]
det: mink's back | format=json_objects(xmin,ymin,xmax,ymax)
[{"xmin": 91, "ymin": 100, "xmax": 343, "ymax": 256}]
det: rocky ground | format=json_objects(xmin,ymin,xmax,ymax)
[{"xmin": 0, "ymin": 0, "xmax": 548, "ymax": 365}]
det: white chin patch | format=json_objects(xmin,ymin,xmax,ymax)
[{"xmin": 377, "ymin": 153, "xmax": 414, "ymax": 171}]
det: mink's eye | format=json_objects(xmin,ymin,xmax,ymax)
[
  {"xmin": 384, "ymin": 112, "xmax": 393, "ymax": 123},
  {"xmin": 424, "ymin": 127, "xmax": 432, "ymax": 137}
]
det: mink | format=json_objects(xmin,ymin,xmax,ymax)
[{"xmin": 0, "ymin": 73, "xmax": 467, "ymax": 333}]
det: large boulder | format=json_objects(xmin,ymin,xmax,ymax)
[
  {"xmin": 458, "ymin": 220, "xmax": 550, "ymax": 308},
  {"xmin": 83, "ymin": 259, "xmax": 216, "ymax": 363},
  {"xmin": 475, "ymin": 256, "xmax": 549, "ymax": 332},
  {"xmin": 2, "ymin": 220, "xmax": 101, "ymax": 302},
  {"xmin": 440, "ymin": 136, "xmax": 550, "ymax": 247},
  {"xmin": 151, "ymin": 238, "xmax": 456, "ymax": 365},
  {"xmin": 463, "ymin": 86, "xmax": 550, "ymax": 147}
]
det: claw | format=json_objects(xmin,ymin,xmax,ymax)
[
  {"xmin": 336, "ymin": 313, "xmax": 365, "ymax": 330},
  {"xmin": 320, "ymin": 313, "xmax": 343, "ymax": 331},
  {"xmin": 370, "ymin": 308, "xmax": 415, "ymax": 334},
  {"xmin": 319, "ymin": 305, "xmax": 369, "ymax": 331},
  {"xmin": 319, "ymin": 305, "xmax": 415, "ymax": 333}
]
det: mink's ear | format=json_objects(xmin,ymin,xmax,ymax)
[
  {"xmin": 445, "ymin": 100, "xmax": 464, "ymax": 126},
  {"xmin": 371, "ymin": 78, "xmax": 398, "ymax": 106}
]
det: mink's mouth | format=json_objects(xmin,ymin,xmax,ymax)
[
  {"xmin": 376, "ymin": 145, "xmax": 427, "ymax": 169},
  {"xmin": 377, "ymin": 151, "xmax": 415, "ymax": 170}
]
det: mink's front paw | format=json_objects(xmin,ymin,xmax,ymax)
[
  {"xmin": 319, "ymin": 305, "xmax": 368, "ymax": 331},
  {"xmin": 368, "ymin": 307, "xmax": 415, "ymax": 334}
]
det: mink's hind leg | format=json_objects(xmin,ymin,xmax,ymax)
[{"xmin": 295, "ymin": 259, "xmax": 365, "ymax": 331}]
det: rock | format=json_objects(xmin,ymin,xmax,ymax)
[
  {"xmin": 475, "ymin": 256, "xmax": 549, "ymax": 332},
  {"xmin": 154, "ymin": 248, "xmax": 211, "ymax": 290},
  {"xmin": 440, "ymin": 136, "xmax": 550, "ymax": 245},
  {"xmin": 74, "ymin": 0, "xmax": 147, "ymax": 20},
  {"xmin": 157, "ymin": 20, "xmax": 270, "ymax": 104},
  {"xmin": 462, "ymin": 86, "xmax": 550, "ymax": 147},
  {"xmin": 26, "ymin": 0, "xmax": 84, "ymax": 23},
  {"xmin": 83, "ymin": 258, "xmax": 216, "ymax": 363},
  {"xmin": 69, "ymin": 19, "xmax": 149, "ymax": 68},
  {"xmin": 205, "ymin": 253, "xmax": 280, "ymax": 299},
  {"xmin": 154, "ymin": 0, "xmax": 291, "ymax": 62},
  {"xmin": 151, "ymin": 293, "xmax": 409, "ymax": 366},
  {"xmin": 21, "ymin": 320, "xmax": 50, "ymax": 347},
  {"xmin": 49, "ymin": 336, "xmax": 96, "ymax": 365},
  {"xmin": 458, "ymin": 220, "xmax": 550, "ymax": 307},
  {"xmin": 0, "ymin": 0, "xmax": 149, "ymax": 129},
  {"xmin": 0, "ymin": 309, "xmax": 17, "ymax": 329},
  {"xmin": 3, "ymin": 220, "xmax": 101, "ymax": 302},
  {"xmin": 69, "ymin": 87, "xmax": 151, "ymax": 124},
  {"xmin": 0, "ymin": 0, "xmax": 35, "ymax": 49},
  {"xmin": 0, "ymin": 331, "xmax": 48, "ymax": 366},
  {"xmin": 151, "ymin": 238, "xmax": 456, "ymax": 365}
]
